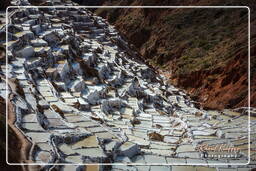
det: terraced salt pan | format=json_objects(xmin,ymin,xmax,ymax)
[{"xmin": 1, "ymin": 3, "xmax": 254, "ymax": 171}]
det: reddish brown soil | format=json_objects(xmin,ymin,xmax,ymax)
[{"xmin": 95, "ymin": 0, "xmax": 256, "ymax": 110}]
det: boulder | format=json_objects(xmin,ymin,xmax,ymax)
[{"xmin": 69, "ymin": 79, "xmax": 86, "ymax": 92}]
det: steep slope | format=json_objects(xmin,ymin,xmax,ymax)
[
  {"xmin": 95, "ymin": 0, "xmax": 256, "ymax": 110},
  {"xmin": 0, "ymin": 96, "xmax": 22, "ymax": 171},
  {"xmin": 3, "ymin": 4, "xmax": 255, "ymax": 170}
]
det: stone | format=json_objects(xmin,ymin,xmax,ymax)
[
  {"xmin": 118, "ymin": 142, "xmax": 139, "ymax": 158},
  {"xmin": 17, "ymin": 46, "xmax": 34, "ymax": 58}
]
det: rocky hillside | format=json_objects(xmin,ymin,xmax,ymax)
[{"xmin": 95, "ymin": 0, "xmax": 256, "ymax": 110}]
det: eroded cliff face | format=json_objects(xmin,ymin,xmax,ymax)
[{"xmin": 95, "ymin": 0, "xmax": 256, "ymax": 110}]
